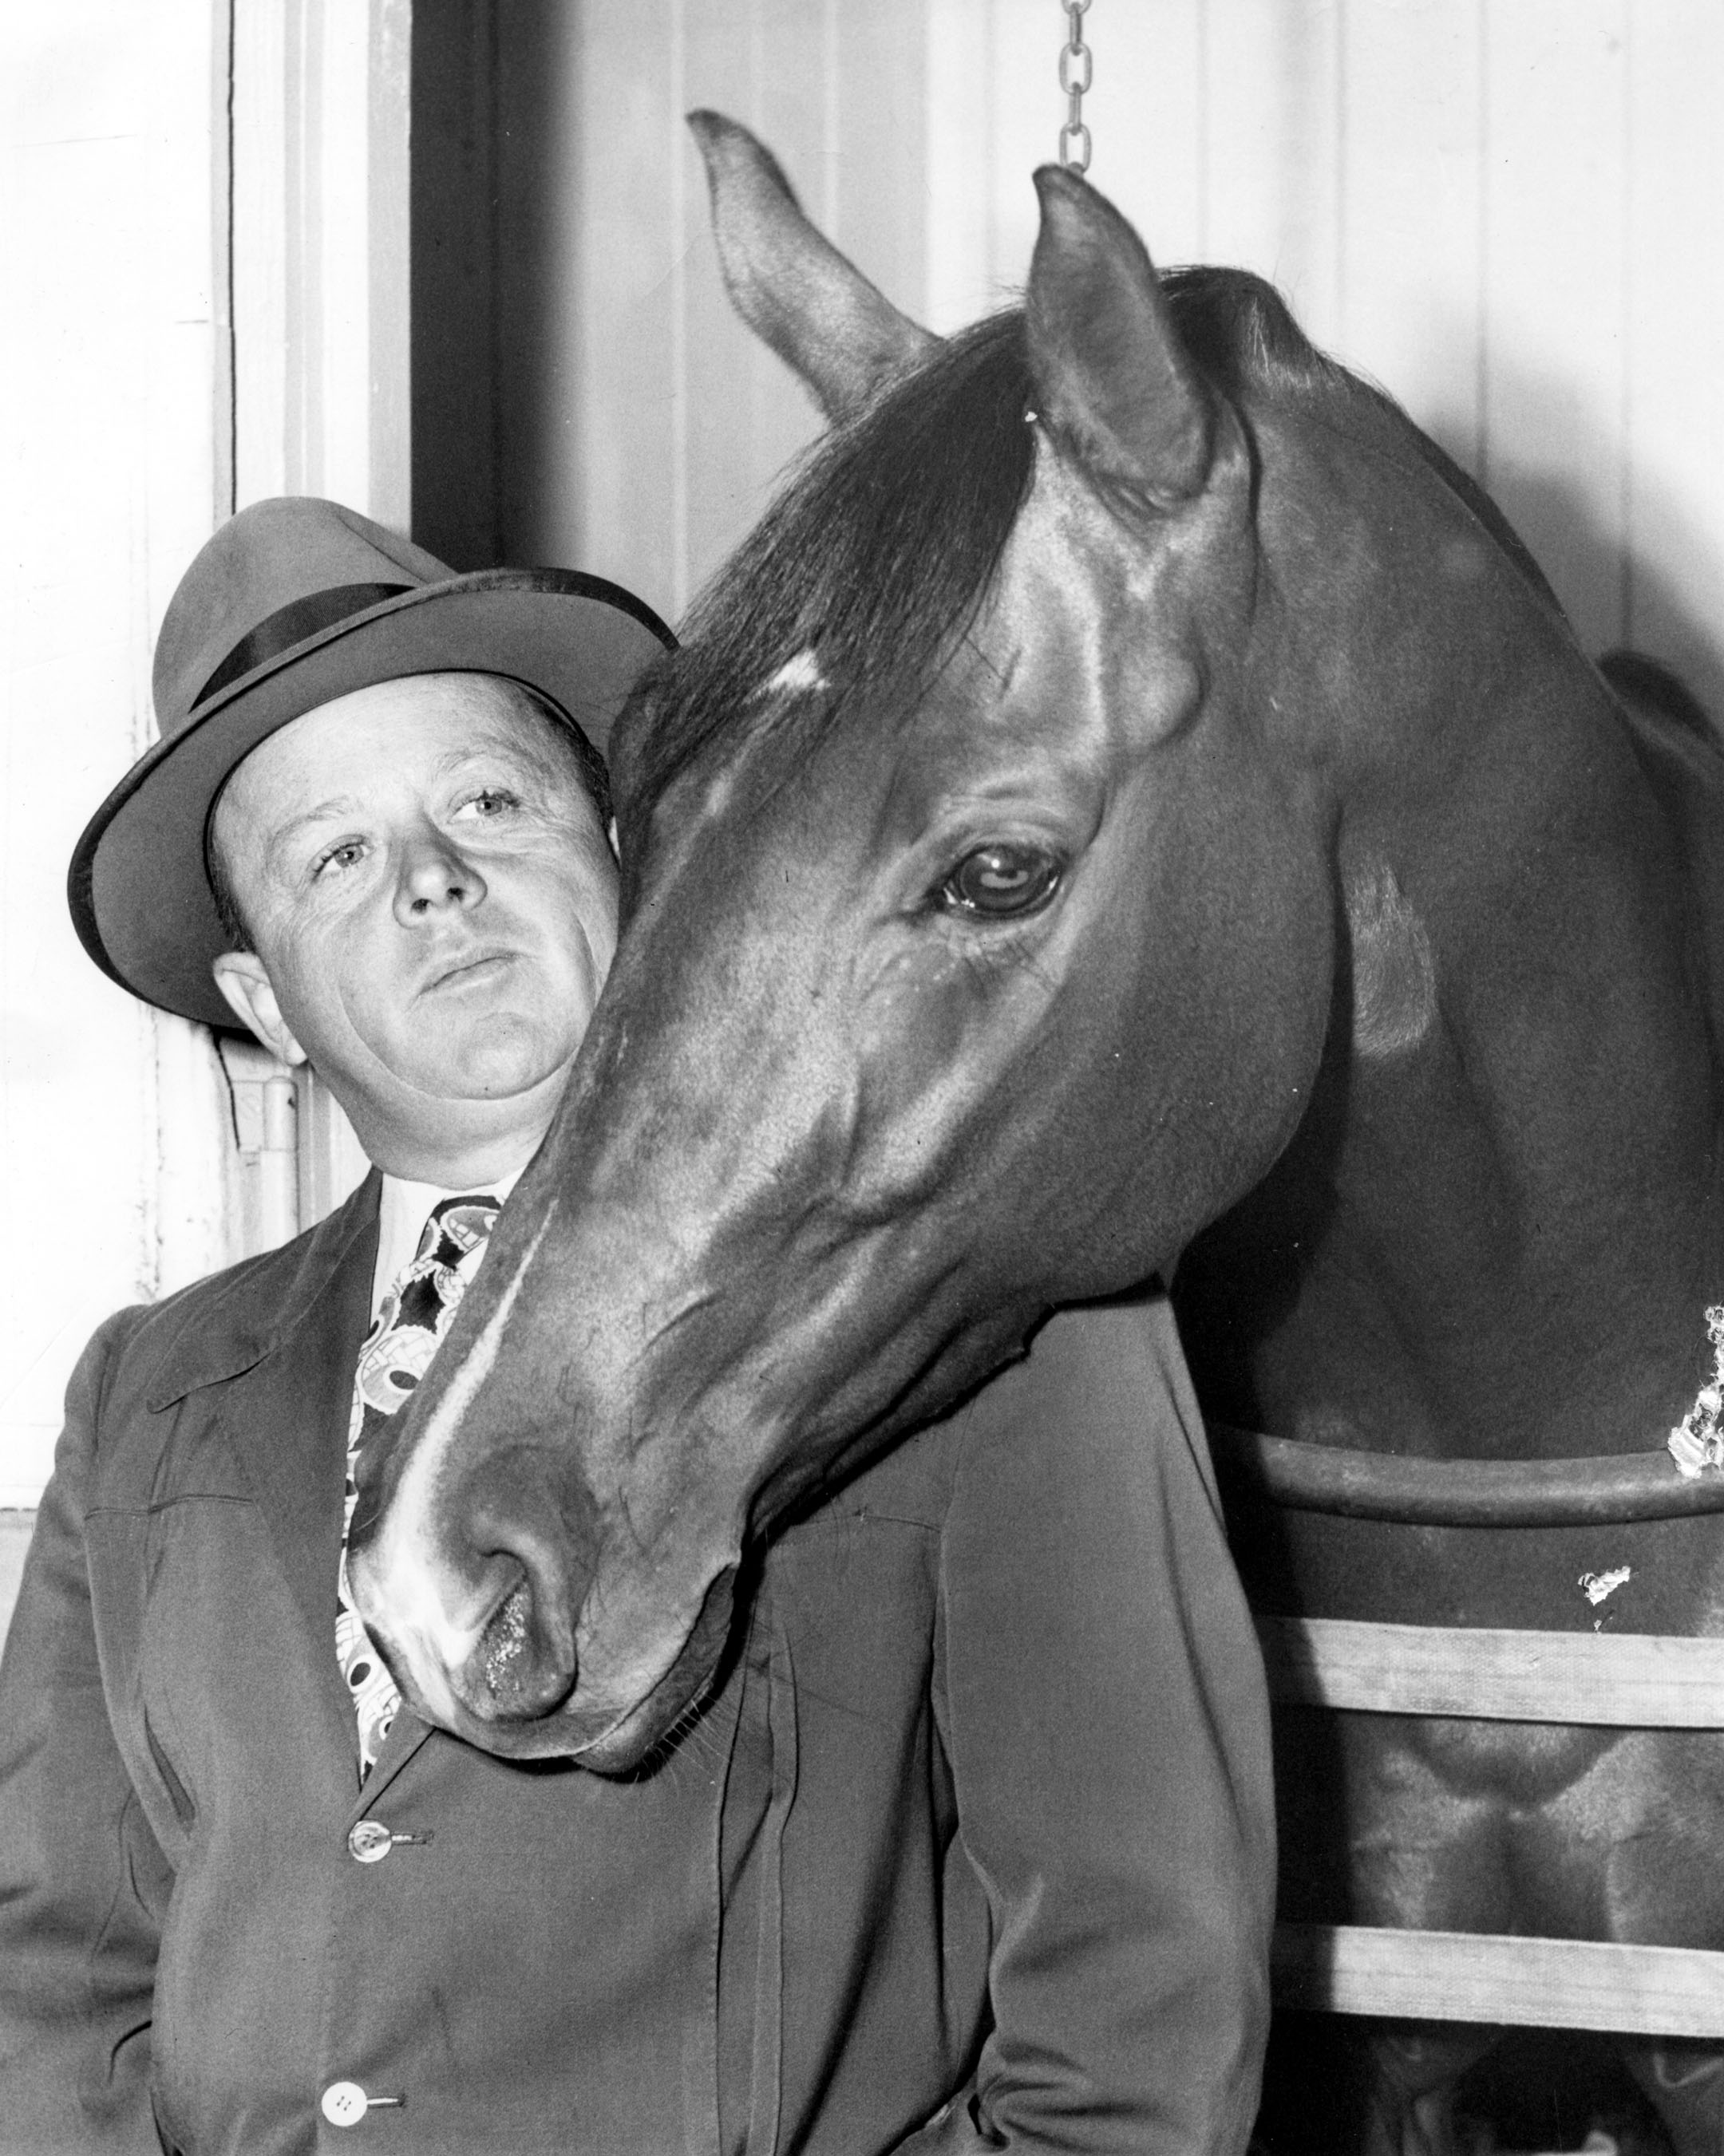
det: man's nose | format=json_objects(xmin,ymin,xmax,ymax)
[{"xmin": 394, "ymin": 829, "xmax": 488, "ymax": 921}]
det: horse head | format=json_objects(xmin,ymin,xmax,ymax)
[{"xmin": 346, "ymin": 115, "xmax": 1649, "ymax": 1765}]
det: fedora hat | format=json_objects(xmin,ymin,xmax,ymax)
[{"xmin": 69, "ymin": 497, "xmax": 674, "ymax": 1030}]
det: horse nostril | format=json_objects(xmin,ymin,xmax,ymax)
[
  {"xmin": 461, "ymin": 1566, "xmax": 578, "ymax": 1720},
  {"xmin": 469, "ymin": 1578, "xmax": 563, "ymax": 1716},
  {"xmin": 461, "ymin": 1510, "xmax": 583, "ymax": 1723}
]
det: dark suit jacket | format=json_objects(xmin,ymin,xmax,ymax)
[{"xmin": 0, "ymin": 1175, "xmax": 1273, "ymax": 2155}]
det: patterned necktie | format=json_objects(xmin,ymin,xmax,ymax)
[{"xmin": 337, "ymin": 1194, "xmax": 501, "ymax": 1776}]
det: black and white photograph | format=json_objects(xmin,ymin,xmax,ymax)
[{"xmin": 3, "ymin": 6, "xmax": 1724, "ymax": 2152}]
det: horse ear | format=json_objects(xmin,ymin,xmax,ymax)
[
  {"xmin": 1026, "ymin": 166, "xmax": 1215, "ymax": 509},
  {"xmin": 688, "ymin": 110, "xmax": 940, "ymax": 421}
]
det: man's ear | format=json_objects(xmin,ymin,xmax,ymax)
[{"xmin": 211, "ymin": 951, "xmax": 309, "ymax": 1066}]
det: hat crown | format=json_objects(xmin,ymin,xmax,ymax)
[
  {"xmin": 75, "ymin": 500, "xmax": 673, "ymax": 1029},
  {"xmin": 152, "ymin": 498, "xmax": 457, "ymax": 740}
]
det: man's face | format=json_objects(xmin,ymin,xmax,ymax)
[{"xmin": 212, "ymin": 673, "xmax": 618, "ymax": 1171}]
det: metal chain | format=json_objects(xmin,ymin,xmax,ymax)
[{"xmin": 1059, "ymin": 0, "xmax": 1093, "ymax": 173}]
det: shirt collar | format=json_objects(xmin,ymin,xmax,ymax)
[{"xmin": 372, "ymin": 1163, "xmax": 526, "ymax": 1318}]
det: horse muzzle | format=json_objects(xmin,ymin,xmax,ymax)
[
  {"xmin": 446, "ymin": 1558, "xmax": 739, "ymax": 1769},
  {"xmin": 350, "ymin": 1516, "xmax": 741, "ymax": 1769}
]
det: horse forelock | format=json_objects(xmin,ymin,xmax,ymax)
[
  {"xmin": 611, "ymin": 262, "xmax": 1532, "ymax": 838},
  {"xmin": 610, "ymin": 314, "xmax": 1035, "ymax": 820},
  {"xmin": 612, "ymin": 268, "xmax": 1338, "ymax": 806}
]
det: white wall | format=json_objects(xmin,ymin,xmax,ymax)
[
  {"xmin": 510, "ymin": 0, "xmax": 1724, "ymax": 724},
  {"xmin": 0, "ymin": 0, "xmax": 397, "ymax": 1522},
  {"xmin": 490, "ymin": 0, "xmax": 927, "ymax": 619},
  {"xmin": 931, "ymin": 0, "xmax": 1724, "ymax": 725},
  {"xmin": 1, "ymin": 0, "xmax": 236, "ymax": 1510}
]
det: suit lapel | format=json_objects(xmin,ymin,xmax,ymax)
[
  {"xmin": 250, "ymin": 1194, "xmax": 376, "ymax": 1631},
  {"xmin": 168, "ymin": 1175, "xmax": 493, "ymax": 1810},
  {"xmin": 197, "ymin": 1181, "xmax": 382, "ymax": 1763}
]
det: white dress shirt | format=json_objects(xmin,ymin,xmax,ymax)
[{"xmin": 370, "ymin": 1164, "xmax": 526, "ymax": 1317}]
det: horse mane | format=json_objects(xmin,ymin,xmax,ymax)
[
  {"xmin": 618, "ymin": 266, "xmax": 1555, "ymax": 813},
  {"xmin": 619, "ymin": 308, "xmax": 1038, "ymax": 812}
]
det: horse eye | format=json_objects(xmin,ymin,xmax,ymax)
[{"xmin": 939, "ymin": 843, "xmax": 1063, "ymax": 919}]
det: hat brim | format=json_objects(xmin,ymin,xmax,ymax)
[{"xmin": 69, "ymin": 568, "xmax": 674, "ymax": 1030}]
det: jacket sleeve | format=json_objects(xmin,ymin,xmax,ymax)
[
  {"xmin": 934, "ymin": 1292, "xmax": 1275, "ymax": 2156},
  {"xmin": 0, "ymin": 1310, "xmax": 171, "ymax": 2156}
]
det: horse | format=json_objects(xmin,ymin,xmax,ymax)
[{"xmin": 349, "ymin": 114, "xmax": 1724, "ymax": 2154}]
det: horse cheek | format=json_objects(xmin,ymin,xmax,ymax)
[{"xmin": 1121, "ymin": 837, "xmax": 1332, "ymax": 1266}]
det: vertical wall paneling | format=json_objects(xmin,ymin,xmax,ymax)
[
  {"xmin": 476, "ymin": 0, "xmax": 1724, "ymax": 717},
  {"xmin": 983, "ymin": 0, "xmax": 1063, "ymax": 302},
  {"xmin": 1623, "ymin": 2, "xmax": 1724, "ymax": 722},
  {"xmin": 1, "ymin": 0, "xmax": 234, "ymax": 1508},
  {"xmin": 491, "ymin": 1, "xmax": 934, "ymax": 622},
  {"xmin": 366, "ymin": 0, "xmax": 412, "ymax": 528},
  {"xmin": 1087, "ymin": 1, "xmax": 1208, "ymax": 273},
  {"xmin": 828, "ymin": 2, "xmax": 930, "ymax": 324},
  {"xmin": 144, "ymin": 2, "xmax": 243, "ymax": 1307},
  {"xmin": 496, "ymin": 2, "xmax": 684, "ymax": 611},
  {"xmin": 1203, "ymin": 0, "xmax": 1345, "ymax": 340},
  {"xmin": 909, "ymin": 2, "xmax": 1722, "ymax": 701},
  {"xmin": 230, "ymin": 0, "xmax": 408, "ymax": 1246},
  {"xmin": 1480, "ymin": 2, "xmax": 1631, "ymax": 654},
  {"xmin": 232, "ymin": 1, "xmax": 291, "ymax": 500},
  {"xmin": 925, "ymin": 0, "xmax": 1208, "ymax": 329},
  {"xmin": 680, "ymin": 1, "xmax": 815, "ymax": 616},
  {"xmin": 232, "ymin": 0, "xmax": 412, "ymax": 526},
  {"xmin": 924, "ymin": 0, "xmax": 994, "ymax": 334},
  {"xmin": 1335, "ymin": 1, "xmax": 1485, "ymax": 476}
]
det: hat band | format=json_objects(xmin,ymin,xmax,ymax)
[{"xmin": 193, "ymin": 582, "xmax": 414, "ymax": 709}]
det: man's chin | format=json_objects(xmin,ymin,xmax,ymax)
[{"xmin": 395, "ymin": 1019, "xmax": 582, "ymax": 1106}]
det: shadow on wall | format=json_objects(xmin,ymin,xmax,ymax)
[
  {"xmin": 1516, "ymin": 450, "xmax": 1724, "ymax": 732},
  {"xmin": 409, "ymin": 1, "xmax": 506, "ymax": 572},
  {"xmin": 1418, "ymin": 365, "xmax": 1724, "ymax": 732}
]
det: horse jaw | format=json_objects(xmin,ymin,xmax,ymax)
[
  {"xmin": 349, "ymin": 1384, "xmax": 749, "ymax": 1767},
  {"xmin": 347, "ymin": 1157, "xmax": 1032, "ymax": 1765},
  {"xmin": 344, "ymin": 1004, "xmax": 1042, "ymax": 1769}
]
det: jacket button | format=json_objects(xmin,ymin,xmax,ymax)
[
  {"xmin": 347, "ymin": 1819, "xmax": 393, "ymax": 1864},
  {"xmin": 321, "ymin": 2081, "xmax": 369, "ymax": 2126}
]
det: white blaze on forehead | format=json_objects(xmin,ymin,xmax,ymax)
[
  {"xmin": 1344, "ymin": 860, "xmax": 1437, "ymax": 1061},
  {"xmin": 760, "ymin": 647, "xmax": 827, "ymax": 701},
  {"xmin": 350, "ymin": 1210, "xmax": 555, "ymax": 1701}
]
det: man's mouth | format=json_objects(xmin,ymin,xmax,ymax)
[{"xmin": 424, "ymin": 949, "xmax": 517, "ymax": 994}]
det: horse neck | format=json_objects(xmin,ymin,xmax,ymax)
[{"xmin": 1179, "ymin": 406, "xmax": 1724, "ymax": 1460}]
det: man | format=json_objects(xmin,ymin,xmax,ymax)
[{"xmin": 0, "ymin": 497, "xmax": 1274, "ymax": 2154}]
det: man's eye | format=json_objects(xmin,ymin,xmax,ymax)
[
  {"xmin": 313, "ymin": 840, "xmax": 366, "ymax": 879},
  {"xmin": 936, "ymin": 843, "xmax": 1064, "ymax": 920},
  {"xmin": 454, "ymin": 788, "xmax": 520, "ymax": 820}
]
